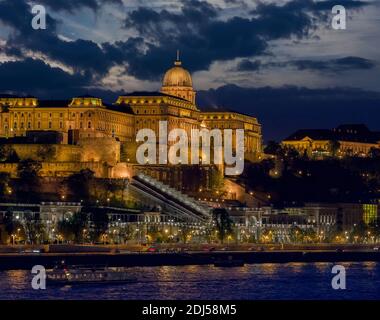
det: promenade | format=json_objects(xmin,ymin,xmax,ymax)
[{"xmin": 1, "ymin": 244, "xmax": 380, "ymax": 270}]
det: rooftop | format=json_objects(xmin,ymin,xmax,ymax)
[
  {"xmin": 284, "ymin": 124, "xmax": 380, "ymax": 143},
  {"xmin": 119, "ymin": 91, "xmax": 190, "ymax": 102}
]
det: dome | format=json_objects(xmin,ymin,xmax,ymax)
[{"xmin": 162, "ymin": 60, "xmax": 193, "ymax": 88}]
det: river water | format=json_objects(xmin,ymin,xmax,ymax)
[{"xmin": 1, "ymin": 262, "xmax": 379, "ymax": 300}]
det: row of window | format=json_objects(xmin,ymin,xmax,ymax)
[
  {"xmin": 8, "ymin": 121, "xmax": 92, "ymax": 130},
  {"xmin": 13, "ymin": 112, "xmax": 64, "ymax": 118},
  {"xmin": 10, "ymin": 112, "xmax": 97, "ymax": 120}
]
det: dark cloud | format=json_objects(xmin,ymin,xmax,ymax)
[
  {"xmin": 0, "ymin": 0, "xmax": 58, "ymax": 35},
  {"xmin": 0, "ymin": 58, "xmax": 88, "ymax": 95},
  {"xmin": 197, "ymin": 84, "xmax": 380, "ymax": 142},
  {"xmin": 0, "ymin": 0, "xmax": 115, "ymax": 77},
  {"xmin": 0, "ymin": 0, "xmax": 374, "ymax": 104},
  {"xmin": 120, "ymin": 0, "xmax": 369, "ymax": 80},
  {"xmin": 288, "ymin": 56, "xmax": 375, "ymax": 72},
  {"xmin": 236, "ymin": 56, "xmax": 375, "ymax": 72},
  {"xmin": 0, "ymin": 0, "xmax": 370, "ymax": 85},
  {"xmin": 31, "ymin": 0, "xmax": 122, "ymax": 12},
  {"xmin": 236, "ymin": 59, "xmax": 261, "ymax": 71}
]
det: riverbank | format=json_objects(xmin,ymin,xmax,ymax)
[{"xmin": 1, "ymin": 250, "xmax": 380, "ymax": 270}]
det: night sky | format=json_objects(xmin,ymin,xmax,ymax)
[{"xmin": 0, "ymin": 0, "xmax": 379, "ymax": 141}]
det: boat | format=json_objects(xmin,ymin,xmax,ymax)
[
  {"xmin": 46, "ymin": 261, "xmax": 136, "ymax": 285},
  {"xmin": 213, "ymin": 256, "xmax": 245, "ymax": 267}
]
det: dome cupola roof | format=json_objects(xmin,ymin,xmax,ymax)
[{"xmin": 162, "ymin": 51, "xmax": 193, "ymax": 88}]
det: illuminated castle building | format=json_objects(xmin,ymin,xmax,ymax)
[
  {"xmin": 282, "ymin": 124, "xmax": 380, "ymax": 158},
  {"xmin": 0, "ymin": 54, "xmax": 262, "ymax": 183}
]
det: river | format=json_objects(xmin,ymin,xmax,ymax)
[{"xmin": 1, "ymin": 262, "xmax": 379, "ymax": 300}]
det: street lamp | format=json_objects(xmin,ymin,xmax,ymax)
[
  {"xmin": 57, "ymin": 234, "xmax": 63, "ymax": 244},
  {"xmin": 11, "ymin": 234, "xmax": 16, "ymax": 245},
  {"xmin": 83, "ymin": 229, "xmax": 87, "ymax": 244}
]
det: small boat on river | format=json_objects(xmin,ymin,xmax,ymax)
[{"xmin": 46, "ymin": 261, "xmax": 136, "ymax": 285}]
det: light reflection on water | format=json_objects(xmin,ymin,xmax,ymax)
[{"xmin": 0, "ymin": 262, "xmax": 379, "ymax": 300}]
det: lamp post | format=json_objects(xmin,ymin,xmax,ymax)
[
  {"xmin": 83, "ymin": 229, "xmax": 87, "ymax": 244},
  {"xmin": 101, "ymin": 233, "xmax": 108, "ymax": 245}
]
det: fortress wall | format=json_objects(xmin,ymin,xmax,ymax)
[
  {"xmin": 11, "ymin": 144, "xmax": 81, "ymax": 162},
  {"xmin": 0, "ymin": 163, "xmax": 17, "ymax": 177},
  {"xmin": 111, "ymin": 162, "xmax": 135, "ymax": 179},
  {"xmin": 0, "ymin": 162, "xmax": 110, "ymax": 178},
  {"xmin": 77, "ymin": 137, "xmax": 120, "ymax": 163}
]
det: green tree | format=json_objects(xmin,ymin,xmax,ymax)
[
  {"xmin": 0, "ymin": 172, "xmax": 11, "ymax": 199},
  {"xmin": 17, "ymin": 159, "xmax": 41, "ymax": 183},
  {"xmin": 2, "ymin": 211, "xmax": 23, "ymax": 242},
  {"xmin": 212, "ymin": 208, "xmax": 233, "ymax": 244},
  {"xmin": 89, "ymin": 211, "xmax": 109, "ymax": 243},
  {"xmin": 17, "ymin": 159, "xmax": 42, "ymax": 200},
  {"xmin": 23, "ymin": 212, "xmax": 45, "ymax": 244},
  {"xmin": 369, "ymin": 147, "xmax": 380, "ymax": 159},
  {"xmin": 289, "ymin": 226, "xmax": 303, "ymax": 243},
  {"xmin": 38, "ymin": 145, "xmax": 56, "ymax": 161},
  {"xmin": 264, "ymin": 141, "xmax": 284, "ymax": 157},
  {"xmin": 57, "ymin": 219, "xmax": 74, "ymax": 242},
  {"xmin": 349, "ymin": 221, "xmax": 368, "ymax": 243},
  {"xmin": 284, "ymin": 147, "xmax": 300, "ymax": 160},
  {"xmin": 178, "ymin": 225, "xmax": 192, "ymax": 244},
  {"xmin": 67, "ymin": 169, "xmax": 95, "ymax": 202},
  {"xmin": 328, "ymin": 140, "xmax": 341, "ymax": 157},
  {"xmin": 0, "ymin": 145, "xmax": 19, "ymax": 162},
  {"xmin": 209, "ymin": 167, "xmax": 224, "ymax": 191},
  {"xmin": 304, "ymin": 228, "xmax": 317, "ymax": 243},
  {"xmin": 57, "ymin": 212, "xmax": 88, "ymax": 243}
]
